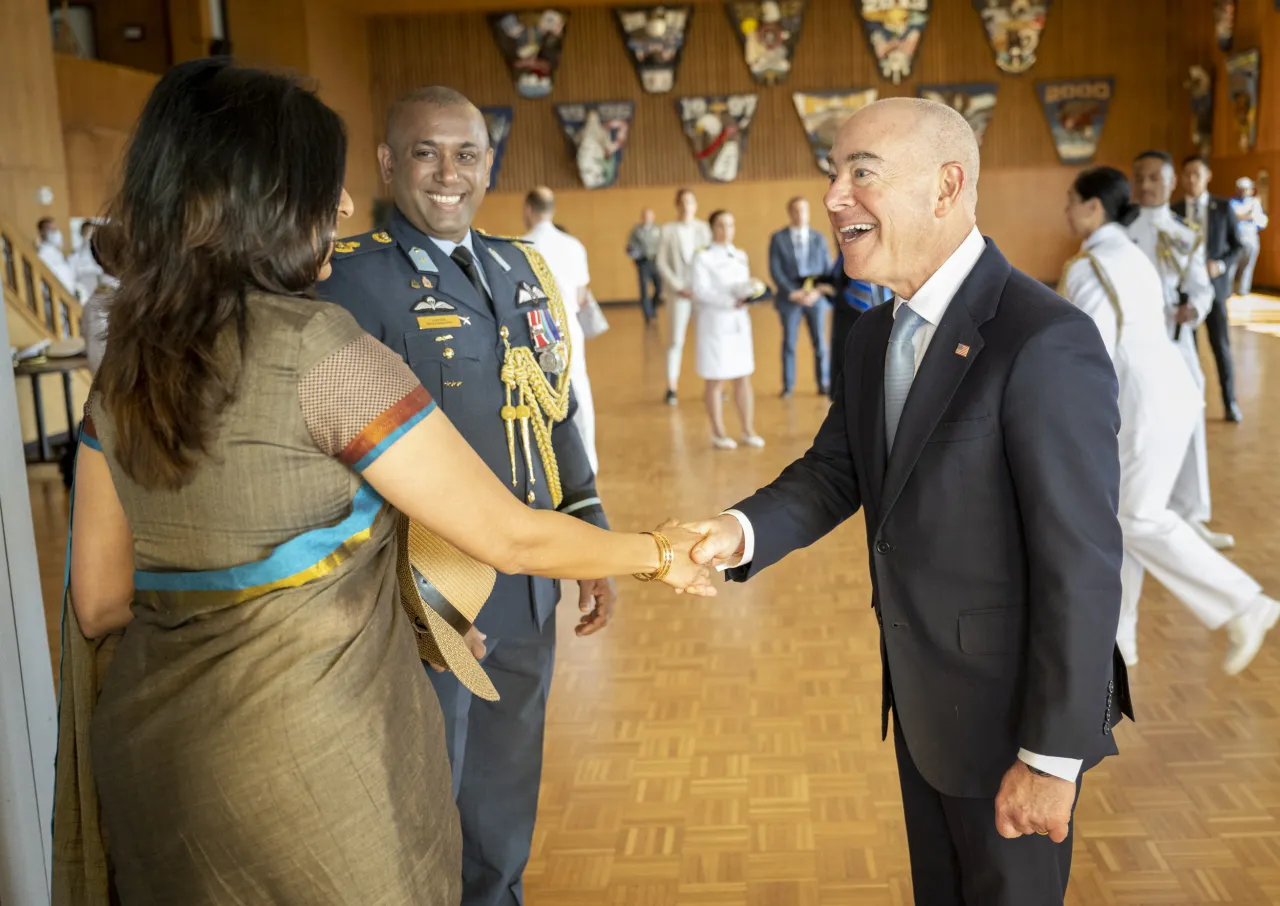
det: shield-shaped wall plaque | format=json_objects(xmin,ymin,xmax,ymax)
[
  {"xmin": 490, "ymin": 9, "xmax": 569, "ymax": 99},
  {"xmin": 918, "ymin": 84, "xmax": 999, "ymax": 146},
  {"xmin": 724, "ymin": 1, "xmax": 806, "ymax": 86},
  {"xmin": 677, "ymin": 94, "xmax": 758, "ymax": 182},
  {"xmin": 555, "ymin": 101, "xmax": 635, "ymax": 189},
  {"xmin": 857, "ymin": 0, "xmax": 931, "ymax": 85},
  {"xmin": 973, "ymin": 0, "xmax": 1049, "ymax": 75},
  {"xmin": 1036, "ymin": 78, "xmax": 1115, "ymax": 165},
  {"xmin": 615, "ymin": 5, "xmax": 692, "ymax": 94}
]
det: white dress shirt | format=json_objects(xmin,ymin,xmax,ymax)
[
  {"xmin": 790, "ymin": 227, "xmax": 809, "ymax": 270},
  {"xmin": 429, "ymin": 230, "xmax": 492, "ymax": 299},
  {"xmin": 1185, "ymin": 192, "xmax": 1210, "ymax": 235},
  {"xmin": 724, "ymin": 226, "xmax": 1082, "ymax": 783}
]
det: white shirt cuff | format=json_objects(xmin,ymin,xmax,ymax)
[
  {"xmin": 1018, "ymin": 750, "xmax": 1082, "ymax": 783},
  {"xmin": 717, "ymin": 509, "xmax": 755, "ymax": 571}
]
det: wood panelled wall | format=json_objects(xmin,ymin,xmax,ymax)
[
  {"xmin": 365, "ymin": 0, "xmax": 1201, "ymax": 296},
  {"xmin": 1208, "ymin": 0, "xmax": 1280, "ymax": 289},
  {"xmin": 56, "ymin": 56, "xmax": 157, "ymax": 221}
]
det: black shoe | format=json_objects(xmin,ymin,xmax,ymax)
[
  {"xmin": 664, "ymin": 390, "xmax": 677, "ymax": 406},
  {"xmin": 1226, "ymin": 401, "xmax": 1243, "ymax": 423},
  {"xmin": 819, "ymin": 385, "xmax": 830, "ymax": 397}
]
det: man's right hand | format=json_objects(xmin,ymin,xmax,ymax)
[
  {"xmin": 682, "ymin": 515, "xmax": 746, "ymax": 569},
  {"xmin": 788, "ymin": 289, "xmax": 806, "ymax": 303},
  {"xmin": 1175, "ymin": 304, "xmax": 1198, "ymax": 325}
]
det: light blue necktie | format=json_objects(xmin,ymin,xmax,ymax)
[{"xmin": 885, "ymin": 304, "xmax": 927, "ymax": 451}]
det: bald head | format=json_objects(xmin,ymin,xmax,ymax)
[
  {"xmin": 823, "ymin": 98, "xmax": 981, "ymax": 298},
  {"xmin": 385, "ymin": 85, "xmax": 486, "ymax": 149}
]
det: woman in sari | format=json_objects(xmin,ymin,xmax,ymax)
[{"xmin": 55, "ymin": 59, "xmax": 710, "ymax": 905}]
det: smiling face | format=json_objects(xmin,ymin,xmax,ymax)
[
  {"xmin": 1132, "ymin": 156, "xmax": 1175, "ymax": 208},
  {"xmin": 379, "ymin": 102, "xmax": 494, "ymax": 242},
  {"xmin": 822, "ymin": 100, "xmax": 975, "ymax": 298}
]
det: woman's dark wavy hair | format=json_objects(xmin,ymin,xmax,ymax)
[
  {"xmin": 95, "ymin": 58, "xmax": 347, "ymax": 490},
  {"xmin": 1073, "ymin": 166, "xmax": 1141, "ymax": 228}
]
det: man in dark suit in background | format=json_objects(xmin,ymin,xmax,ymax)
[
  {"xmin": 320, "ymin": 86, "xmax": 614, "ymax": 906},
  {"xmin": 818, "ymin": 243, "xmax": 893, "ymax": 400},
  {"xmin": 1174, "ymin": 155, "xmax": 1245, "ymax": 422},
  {"xmin": 769, "ymin": 197, "xmax": 834, "ymax": 397},
  {"xmin": 681, "ymin": 98, "xmax": 1131, "ymax": 905}
]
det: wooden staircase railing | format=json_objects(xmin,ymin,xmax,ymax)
[{"xmin": 1, "ymin": 215, "xmax": 85, "ymax": 344}]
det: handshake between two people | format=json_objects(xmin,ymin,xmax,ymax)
[{"xmin": 650, "ymin": 514, "xmax": 751, "ymax": 595}]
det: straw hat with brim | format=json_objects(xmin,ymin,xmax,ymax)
[{"xmin": 395, "ymin": 516, "xmax": 499, "ymax": 702}]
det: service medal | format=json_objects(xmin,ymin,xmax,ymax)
[{"xmin": 539, "ymin": 343, "xmax": 567, "ymax": 375}]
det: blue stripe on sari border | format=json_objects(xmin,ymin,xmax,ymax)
[
  {"xmin": 80, "ymin": 433, "xmax": 102, "ymax": 452},
  {"xmin": 352, "ymin": 400, "xmax": 436, "ymax": 473},
  {"xmin": 134, "ymin": 483, "xmax": 386, "ymax": 592}
]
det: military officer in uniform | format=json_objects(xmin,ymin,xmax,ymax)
[
  {"xmin": 319, "ymin": 85, "xmax": 616, "ymax": 906},
  {"xmin": 1128, "ymin": 150, "xmax": 1235, "ymax": 552}
]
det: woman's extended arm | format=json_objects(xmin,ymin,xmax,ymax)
[{"xmin": 362, "ymin": 408, "xmax": 711, "ymax": 592}]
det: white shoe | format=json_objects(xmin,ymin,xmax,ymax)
[
  {"xmin": 1117, "ymin": 637, "xmax": 1138, "ymax": 667},
  {"xmin": 711, "ymin": 435, "xmax": 738, "ymax": 450},
  {"xmin": 1223, "ymin": 595, "xmax": 1280, "ymax": 676},
  {"xmin": 1188, "ymin": 519, "xmax": 1235, "ymax": 551},
  {"xmin": 740, "ymin": 434, "xmax": 765, "ymax": 448}
]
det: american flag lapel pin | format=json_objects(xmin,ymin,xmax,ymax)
[{"xmin": 955, "ymin": 343, "xmax": 970, "ymax": 358}]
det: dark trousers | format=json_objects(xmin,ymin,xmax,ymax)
[
  {"xmin": 778, "ymin": 298, "xmax": 831, "ymax": 393},
  {"xmin": 829, "ymin": 303, "xmax": 864, "ymax": 400},
  {"xmin": 1198, "ymin": 294, "xmax": 1236, "ymax": 409},
  {"xmin": 893, "ymin": 718, "xmax": 1077, "ymax": 906},
  {"xmin": 428, "ymin": 613, "xmax": 557, "ymax": 906},
  {"xmin": 635, "ymin": 259, "xmax": 662, "ymax": 322}
]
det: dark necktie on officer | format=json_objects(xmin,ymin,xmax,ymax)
[{"xmin": 451, "ymin": 245, "xmax": 495, "ymax": 316}]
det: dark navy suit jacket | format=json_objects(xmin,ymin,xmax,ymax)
[{"xmin": 728, "ymin": 241, "xmax": 1132, "ymax": 798}]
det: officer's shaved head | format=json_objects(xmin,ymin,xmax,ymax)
[
  {"xmin": 378, "ymin": 85, "xmax": 494, "ymax": 242},
  {"xmin": 823, "ymin": 98, "xmax": 981, "ymax": 298},
  {"xmin": 385, "ymin": 86, "xmax": 486, "ymax": 150}
]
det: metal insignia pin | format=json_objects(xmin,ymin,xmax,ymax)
[{"xmin": 955, "ymin": 344, "xmax": 970, "ymax": 358}]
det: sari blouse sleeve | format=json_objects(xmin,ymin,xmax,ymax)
[{"xmin": 298, "ymin": 305, "xmax": 436, "ymax": 473}]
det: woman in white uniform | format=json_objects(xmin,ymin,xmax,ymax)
[
  {"xmin": 690, "ymin": 210, "xmax": 764, "ymax": 450},
  {"xmin": 1060, "ymin": 166, "xmax": 1278, "ymax": 675}
]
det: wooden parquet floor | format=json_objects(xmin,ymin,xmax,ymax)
[{"xmin": 25, "ymin": 295, "xmax": 1280, "ymax": 905}]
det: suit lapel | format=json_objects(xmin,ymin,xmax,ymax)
[
  {"xmin": 859, "ymin": 306, "xmax": 893, "ymax": 515},
  {"xmin": 877, "ymin": 242, "xmax": 1008, "ymax": 532},
  {"xmin": 473, "ymin": 232, "xmax": 521, "ymax": 321}
]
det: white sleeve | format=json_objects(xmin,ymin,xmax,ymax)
[
  {"xmin": 1063, "ymin": 259, "xmax": 1118, "ymax": 360},
  {"xmin": 718, "ymin": 509, "xmax": 755, "ymax": 570},
  {"xmin": 691, "ymin": 253, "xmax": 738, "ymax": 309},
  {"xmin": 1018, "ymin": 750, "xmax": 1082, "ymax": 783},
  {"xmin": 1254, "ymin": 201, "xmax": 1269, "ymax": 230}
]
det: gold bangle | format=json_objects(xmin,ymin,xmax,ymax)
[{"xmin": 634, "ymin": 531, "xmax": 674, "ymax": 582}]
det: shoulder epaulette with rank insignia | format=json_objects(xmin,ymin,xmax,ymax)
[
  {"xmin": 474, "ymin": 229, "xmax": 527, "ymax": 245},
  {"xmin": 332, "ymin": 230, "xmax": 398, "ymax": 258}
]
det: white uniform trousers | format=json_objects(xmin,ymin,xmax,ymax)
[
  {"xmin": 666, "ymin": 296, "xmax": 693, "ymax": 388},
  {"xmin": 1168, "ymin": 334, "xmax": 1212, "ymax": 523},
  {"xmin": 1117, "ymin": 402, "xmax": 1260, "ymax": 648},
  {"xmin": 568, "ymin": 321, "xmax": 598, "ymax": 475}
]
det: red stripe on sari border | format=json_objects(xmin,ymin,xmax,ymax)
[{"xmin": 340, "ymin": 386, "xmax": 434, "ymax": 467}]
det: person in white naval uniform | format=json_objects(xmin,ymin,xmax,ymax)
[
  {"xmin": 656, "ymin": 188, "xmax": 713, "ymax": 405},
  {"xmin": 1128, "ymin": 150, "xmax": 1234, "ymax": 551},
  {"xmin": 690, "ymin": 209, "xmax": 764, "ymax": 450},
  {"xmin": 1061, "ymin": 166, "xmax": 1278, "ymax": 674},
  {"xmin": 522, "ymin": 186, "xmax": 599, "ymax": 474}
]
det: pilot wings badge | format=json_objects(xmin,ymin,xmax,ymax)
[{"xmin": 413, "ymin": 297, "xmax": 456, "ymax": 312}]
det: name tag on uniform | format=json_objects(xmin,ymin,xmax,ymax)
[{"xmin": 417, "ymin": 315, "xmax": 462, "ymax": 330}]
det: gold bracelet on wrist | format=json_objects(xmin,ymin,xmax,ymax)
[{"xmin": 634, "ymin": 531, "xmax": 674, "ymax": 582}]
